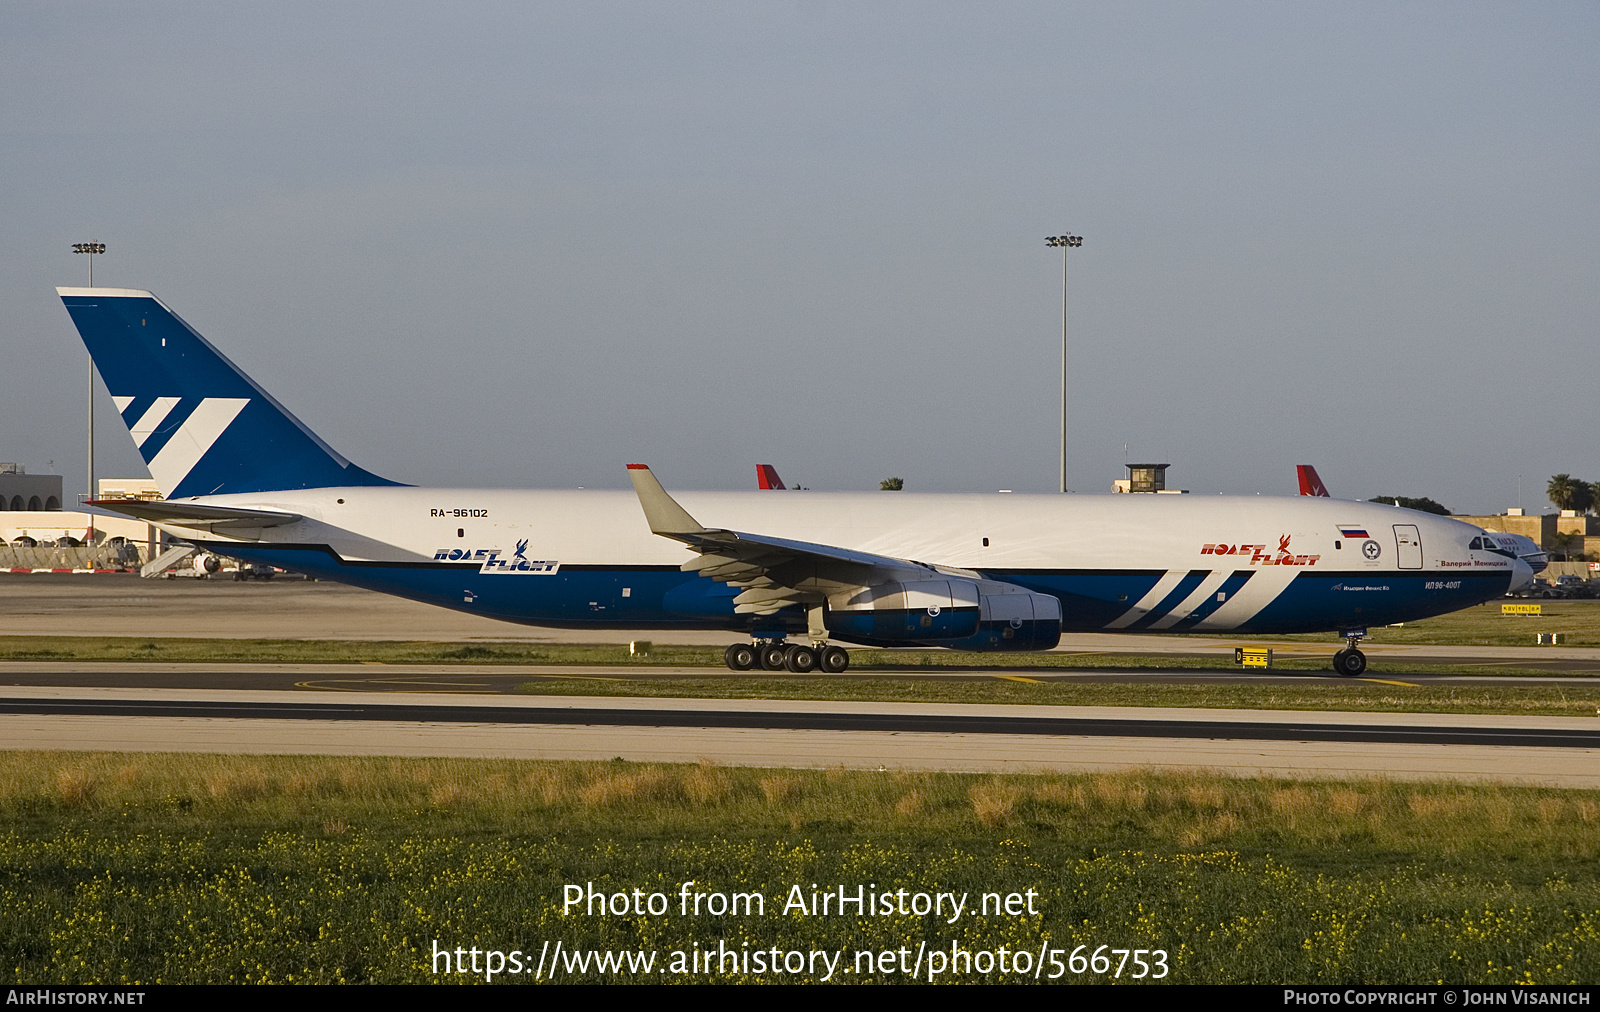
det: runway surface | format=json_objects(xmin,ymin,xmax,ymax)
[
  {"xmin": 3, "ymin": 686, "xmax": 1597, "ymax": 787},
  {"xmin": 6, "ymin": 693, "xmax": 1596, "ymax": 748}
]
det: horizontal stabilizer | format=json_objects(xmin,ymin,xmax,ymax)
[{"xmin": 88, "ymin": 498, "xmax": 302, "ymax": 533}]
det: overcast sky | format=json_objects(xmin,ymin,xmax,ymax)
[{"xmin": 4, "ymin": 2, "xmax": 1595, "ymax": 513}]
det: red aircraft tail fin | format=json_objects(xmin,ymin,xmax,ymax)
[
  {"xmin": 756, "ymin": 464, "xmax": 786, "ymax": 490},
  {"xmin": 1296, "ymin": 465, "xmax": 1330, "ymax": 497}
]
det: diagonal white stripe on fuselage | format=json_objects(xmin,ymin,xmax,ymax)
[
  {"xmin": 112, "ymin": 396, "xmax": 134, "ymax": 412},
  {"xmin": 1191, "ymin": 568, "xmax": 1300, "ymax": 631},
  {"xmin": 130, "ymin": 397, "xmax": 183, "ymax": 449},
  {"xmin": 146, "ymin": 398, "xmax": 249, "ymax": 495},
  {"xmin": 1147, "ymin": 571, "xmax": 1232, "ymax": 630},
  {"xmin": 1105, "ymin": 569, "xmax": 1186, "ymax": 629}
]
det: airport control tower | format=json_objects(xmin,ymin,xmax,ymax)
[{"xmin": 1111, "ymin": 463, "xmax": 1187, "ymax": 494}]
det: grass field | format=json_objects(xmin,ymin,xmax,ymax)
[
  {"xmin": 513, "ymin": 676, "xmax": 1600, "ymax": 716},
  {"xmin": 1260, "ymin": 599, "xmax": 1600, "ymax": 647},
  {"xmin": 7, "ymin": 610, "xmax": 1596, "ymax": 985},
  {"xmin": 2, "ymin": 752, "xmax": 1598, "ymax": 984}
]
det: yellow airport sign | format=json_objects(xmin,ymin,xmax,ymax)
[
  {"xmin": 1234, "ymin": 647, "xmax": 1273, "ymax": 668},
  {"xmin": 1502, "ymin": 603, "xmax": 1543, "ymax": 616}
]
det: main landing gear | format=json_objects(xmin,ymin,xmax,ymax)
[
  {"xmin": 1331, "ymin": 629, "xmax": 1368, "ymax": 678},
  {"xmin": 723, "ymin": 640, "xmax": 849, "ymax": 673}
]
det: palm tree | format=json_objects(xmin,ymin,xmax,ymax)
[
  {"xmin": 1549, "ymin": 531, "xmax": 1585, "ymax": 561},
  {"xmin": 1548, "ymin": 474, "xmax": 1579, "ymax": 511}
]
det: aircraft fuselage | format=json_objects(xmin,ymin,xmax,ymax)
[{"xmin": 180, "ymin": 486, "xmax": 1519, "ymax": 638}]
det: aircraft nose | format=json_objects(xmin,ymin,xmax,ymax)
[{"xmin": 1508, "ymin": 557, "xmax": 1535, "ymax": 593}]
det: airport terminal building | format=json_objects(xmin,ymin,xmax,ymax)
[
  {"xmin": 0, "ymin": 467, "xmax": 157, "ymax": 553},
  {"xmin": 0, "ymin": 463, "xmax": 61, "ymax": 512}
]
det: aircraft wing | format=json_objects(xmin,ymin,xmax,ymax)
[
  {"xmin": 87, "ymin": 498, "xmax": 303, "ymax": 533},
  {"xmin": 627, "ymin": 464, "xmax": 929, "ymax": 614}
]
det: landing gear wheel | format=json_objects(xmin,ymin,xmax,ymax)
[
  {"xmin": 758, "ymin": 642, "xmax": 789, "ymax": 671},
  {"xmin": 1332, "ymin": 648, "xmax": 1367, "ymax": 677},
  {"xmin": 783, "ymin": 644, "xmax": 818, "ymax": 673},
  {"xmin": 724, "ymin": 643, "xmax": 756, "ymax": 671},
  {"xmin": 819, "ymin": 645, "xmax": 850, "ymax": 673}
]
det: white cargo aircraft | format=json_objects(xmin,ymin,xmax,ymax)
[{"xmin": 60, "ymin": 288, "xmax": 1532, "ymax": 677}]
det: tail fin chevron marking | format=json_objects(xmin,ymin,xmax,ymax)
[
  {"xmin": 129, "ymin": 397, "xmax": 182, "ymax": 448},
  {"xmin": 146, "ymin": 398, "xmax": 249, "ymax": 494}
]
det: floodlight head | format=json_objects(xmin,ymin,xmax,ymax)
[{"xmin": 72, "ymin": 243, "xmax": 106, "ymax": 255}]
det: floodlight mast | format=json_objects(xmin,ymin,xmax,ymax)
[
  {"xmin": 72, "ymin": 242, "xmax": 106, "ymax": 542},
  {"xmin": 1044, "ymin": 234, "xmax": 1082, "ymax": 493},
  {"xmin": 71, "ymin": 243, "xmax": 105, "ymax": 286}
]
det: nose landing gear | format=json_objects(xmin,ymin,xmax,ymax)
[{"xmin": 1332, "ymin": 628, "xmax": 1368, "ymax": 677}]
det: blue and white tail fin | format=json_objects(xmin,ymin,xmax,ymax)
[{"xmin": 58, "ymin": 287, "xmax": 401, "ymax": 498}]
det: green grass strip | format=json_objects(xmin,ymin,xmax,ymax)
[
  {"xmin": 512, "ymin": 675, "xmax": 1600, "ymax": 717},
  {"xmin": 0, "ymin": 635, "xmax": 1586, "ymax": 678},
  {"xmin": 1244, "ymin": 599, "xmax": 1600, "ymax": 647}
]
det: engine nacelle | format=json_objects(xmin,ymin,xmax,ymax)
[
  {"xmin": 825, "ymin": 579, "xmax": 981, "ymax": 642},
  {"xmin": 942, "ymin": 579, "xmax": 1063, "ymax": 651},
  {"xmin": 824, "ymin": 577, "xmax": 1062, "ymax": 651}
]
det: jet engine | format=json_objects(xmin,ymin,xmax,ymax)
[{"xmin": 825, "ymin": 577, "xmax": 1061, "ymax": 651}]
